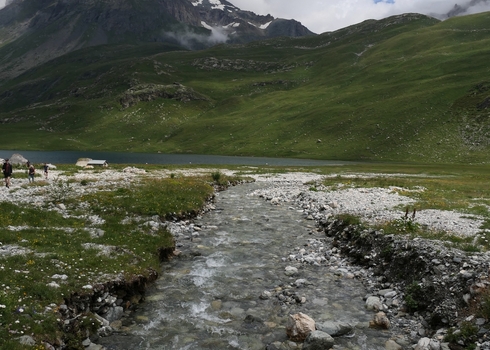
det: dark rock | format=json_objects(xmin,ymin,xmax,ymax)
[
  {"xmin": 316, "ymin": 321, "xmax": 353, "ymax": 337},
  {"xmin": 303, "ymin": 330, "xmax": 335, "ymax": 350}
]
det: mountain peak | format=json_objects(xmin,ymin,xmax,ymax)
[
  {"xmin": 0, "ymin": 0, "xmax": 314, "ymax": 79},
  {"xmin": 190, "ymin": 0, "xmax": 314, "ymax": 42},
  {"xmin": 191, "ymin": 0, "xmax": 238, "ymax": 11}
]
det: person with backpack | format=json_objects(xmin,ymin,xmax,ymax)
[
  {"xmin": 43, "ymin": 163, "xmax": 49, "ymax": 179},
  {"xmin": 2, "ymin": 159, "xmax": 12, "ymax": 188},
  {"xmin": 28, "ymin": 164, "xmax": 35, "ymax": 183}
]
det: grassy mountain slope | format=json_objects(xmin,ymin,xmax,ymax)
[
  {"xmin": 1, "ymin": 12, "xmax": 490, "ymax": 163},
  {"xmin": 0, "ymin": 0, "xmax": 208, "ymax": 80}
]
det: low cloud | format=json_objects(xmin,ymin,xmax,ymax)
[
  {"xmin": 163, "ymin": 26, "xmax": 229, "ymax": 50},
  {"xmin": 443, "ymin": 0, "xmax": 490, "ymax": 18}
]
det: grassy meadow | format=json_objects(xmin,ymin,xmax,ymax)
[{"xmin": 1, "ymin": 13, "xmax": 490, "ymax": 163}]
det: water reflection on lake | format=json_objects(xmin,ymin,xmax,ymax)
[{"xmin": 0, "ymin": 150, "xmax": 352, "ymax": 166}]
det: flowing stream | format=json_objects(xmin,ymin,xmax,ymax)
[{"xmin": 100, "ymin": 182, "xmax": 392, "ymax": 350}]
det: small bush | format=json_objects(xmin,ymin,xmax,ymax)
[
  {"xmin": 48, "ymin": 178, "xmax": 74, "ymax": 204},
  {"xmin": 380, "ymin": 244, "xmax": 393, "ymax": 259},
  {"xmin": 335, "ymin": 213, "xmax": 361, "ymax": 226},
  {"xmin": 404, "ymin": 281, "xmax": 423, "ymax": 312},
  {"xmin": 478, "ymin": 289, "xmax": 490, "ymax": 320},
  {"xmin": 444, "ymin": 321, "xmax": 478, "ymax": 347},
  {"xmin": 211, "ymin": 171, "xmax": 221, "ymax": 182}
]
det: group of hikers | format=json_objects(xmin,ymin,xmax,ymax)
[{"xmin": 2, "ymin": 159, "xmax": 49, "ymax": 188}]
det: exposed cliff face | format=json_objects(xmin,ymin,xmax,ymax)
[
  {"xmin": 0, "ymin": 0, "xmax": 196, "ymax": 80},
  {"xmin": 0, "ymin": 0, "xmax": 315, "ymax": 79},
  {"xmin": 193, "ymin": 0, "xmax": 315, "ymax": 42},
  {"xmin": 161, "ymin": 0, "xmax": 201, "ymax": 27}
]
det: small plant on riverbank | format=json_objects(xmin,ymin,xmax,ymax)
[
  {"xmin": 211, "ymin": 171, "xmax": 221, "ymax": 183},
  {"xmin": 335, "ymin": 213, "xmax": 362, "ymax": 226},
  {"xmin": 384, "ymin": 207, "xmax": 420, "ymax": 235},
  {"xmin": 404, "ymin": 281, "xmax": 425, "ymax": 312},
  {"xmin": 209, "ymin": 171, "xmax": 249, "ymax": 187},
  {"xmin": 445, "ymin": 321, "xmax": 478, "ymax": 349},
  {"xmin": 476, "ymin": 288, "xmax": 490, "ymax": 320}
]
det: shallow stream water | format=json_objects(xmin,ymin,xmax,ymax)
[{"xmin": 100, "ymin": 182, "xmax": 392, "ymax": 349}]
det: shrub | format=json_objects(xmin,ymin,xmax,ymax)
[
  {"xmin": 48, "ymin": 178, "xmax": 74, "ymax": 204},
  {"xmin": 211, "ymin": 171, "xmax": 221, "ymax": 183},
  {"xmin": 478, "ymin": 289, "xmax": 490, "ymax": 320},
  {"xmin": 444, "ymin": 321, "xmax": 478, "ymax": 347},
  {"xmin": 404, "ymin": 281, "xmax": 423, "ymax": 312},
  {"xmin": 380, "ymin": 244, "xmax": 393, "ymax": 259},
  {"xmin": 335, "ymin": 213, "xmax": 361, "ymax": 226}
]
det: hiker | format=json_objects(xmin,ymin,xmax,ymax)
[
  {"xmin": 26, "ymin": 160, "xmax": 30, "ymax": 168},
  {"xmin": 28, "ymin": 164, "xmax": 35, "ymax": 182},
  {"xmin": 43, "ymin": 163, "xmax": 49, "ymax": 179},
  {"xmin": 2, "ymin": 158, "xmax": 12, "ymax": 188}
]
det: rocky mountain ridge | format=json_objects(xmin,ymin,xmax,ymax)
[
  {"xmin": 192, "ymin": 0, "xmax": 313, "ymax": 41},
  {"xmin": 0, "ymin": 0, "xmax": 313, "ymax": 80}
]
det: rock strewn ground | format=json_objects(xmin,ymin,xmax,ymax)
[
  {"xmin": 251, "ymin": 172, "xmax": 484, "ymax": 237},
  {"xmin": 2, "ymin": 168, "xmax": 490, "ymax": 349},
  {"xmin": 249, "ymin": 172, "xmax": 490, "ymax": 350}
]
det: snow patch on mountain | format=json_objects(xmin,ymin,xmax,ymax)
[
  {"xmin": 260, "ymin": 21, "xmax": 272, "ymax": 29},
  {"xmin": 224, "ymin": 22, "xmax": 240, "ymax": 28},
  {"xmin": 209, "ymin": 0, "xmax": 225, "ymax": 10},
  {"xmin": 192, "ymin": 0, "xmax": 237, "ymax": 11},
  {"xmin": 200, "ymin": 21, "xmax": 213, "ymax": 30}
]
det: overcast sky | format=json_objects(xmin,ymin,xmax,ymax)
[
  {"xmin": 0, "ymin": 0, "xmax": 489, "ymax": 34},
  {"xmin": 228, "ymin": 0, "xmax": 490, "ymax": 33}
]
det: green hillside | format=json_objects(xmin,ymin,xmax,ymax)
[{"xmin": 1, "ymin": 12, "xmax": 490, "ymax": 163}]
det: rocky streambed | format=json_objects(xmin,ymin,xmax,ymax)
[
  {"xmin": 3, "ymin": 169, "xmax": 490, "ymax": 350},
  {"xmin": 93, "ymin": 171, "xmax": 490, "ymax": 350},
  {"xmin": 249, "ymin": 172, "xmax": 490, "ymax": 350}
]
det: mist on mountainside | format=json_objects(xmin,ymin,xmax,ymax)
[
  {"xmin": 441, "ymin": 0, "xmax": 490, "ymax": 18},
  {"xmin": 164, "ymin": 25, "xmax": 229, "ymax": 49}
]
